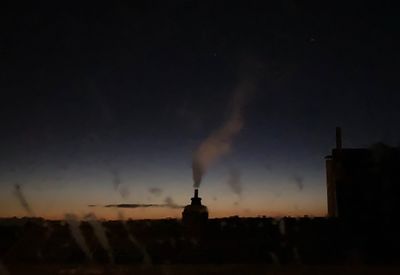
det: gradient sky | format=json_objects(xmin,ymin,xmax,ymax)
[{"xmin": 1, "ymin": 1, "xmax": 399, "ymax": 219}]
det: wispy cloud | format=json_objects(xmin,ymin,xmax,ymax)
[
  {"xmin": 148, "ymin": 187, "xmax": 163, "ymax": 196},
  {"xmin": 89, "ymin": 203, "xmax": 183, "ymax": 209},
  {"xmin": 164, "ymin": 196, "xmax": 181, "ymax": 209},
  {"xmin": 13, "ymin": 184, "xmax": 35, "ymax": 216},
  {"xmin": 227, "ymin": 167, "xmax": 243, "ymax": 197},
  {"xmin": 292, "ymin": 175, "xmax": 304, "ymax": 191}
]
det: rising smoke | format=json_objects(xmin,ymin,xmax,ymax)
[
  {"xmin": 118, "ymin": 185, "xmax": 130, "ymax": 199},
  {"xmin": 13, "ymin": 184, "xmax": 35, "ymax": 216},
  {"xmin": 292, "ymin": 175, "xmax": 304, "ymax": 191},
  {"xmin": 227, "ymin": 167, "xmax": 243, "ymax": 197},
  {"xmin": 110, "ymin": 168, "xmax": 131, "ymax": 199},
  {"xmin": 164, "ymin": 196, "xmax": 181, "ymax": 209},
  {"xmin": 111, "ymin": 168, "xmax": 121, "ymax": 191},
  {"xmin": 148, "ymin": 187, "xmax": 163, "ymax": 196},
  {"xmin": 192, "ymin": 75, "xmax": 257, "ymax": 188}
]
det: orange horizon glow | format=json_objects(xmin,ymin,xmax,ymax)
[
  {"xmin": 1, "ymin": 206, "xmax": 327, "ymax": 221},
  {"xmin": 1, "ymin": 175, "xmax": 328, "ymax": 221}
]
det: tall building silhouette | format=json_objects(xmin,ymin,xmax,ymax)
[{"xmin": 326, "ymin": 127, "xmax": 400, "ymax": 224}]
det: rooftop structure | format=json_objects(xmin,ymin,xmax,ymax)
[{"xmin": 182, "ymin": 189, "xmax": 208, "ymax": 228}]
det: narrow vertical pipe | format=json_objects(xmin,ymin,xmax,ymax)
[{"xmin": 336, "ymin": 127, "xmax": 342, "ymax": 150}]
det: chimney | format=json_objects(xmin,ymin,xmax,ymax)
[
  {"xmin": 336, "ymin": 127, "xmax": 342, "ymax": 150},
  {"xmin": 190, "ymin": 189, "xmax": 201, "ymax": 206}
]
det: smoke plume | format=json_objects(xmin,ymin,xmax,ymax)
[
  {"xmin": 13, "ymin": 184, "xmax": 35, "ymax": 216},
  {"xmin": 64, "ymin": 214, "xmax": 92, "ymax": 260},
  {"xmin": 227, "ymin": 167, "xmax": 242, "ymax": 197},
  {"xmin": 148, "ymin": 187, "xmax": 163, "ymax": 196},
  {"xmin": 192, "ymin": 77, "xmax": 256, "ymax": 188},
  {"xmin": 110, "ymin": 168, "xmax": 131, "ymax": 199},
  {"xmin": 111, "ymin": 168, "xmax": 121, "ymax": 191},
  {"xmin": 118, "ymin": 185, "xmax": 130, "ymax": 199},
  {"xmin": 164, "ymin": 196, "xmax": 181, "ymax": 209},
  {"xmin": 292, "ymin": 175, "xmax": 304, "ymax": 191}
]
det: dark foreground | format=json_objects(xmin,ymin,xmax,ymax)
[
  {"xmin": 1, "ymin": 217, "xmax": 400, "ymax": 274},
  {"xmin": 4, "ymin": 264, "xmax": 400, "ymax": 275}
]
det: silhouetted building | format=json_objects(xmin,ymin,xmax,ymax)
[
  {"xmin": 182, "ymin": 189, "xmax": 208, "ymax": 227},
  {"xmin": 326, "ymin": 127, "xmax": 400, "ymax": 224}
]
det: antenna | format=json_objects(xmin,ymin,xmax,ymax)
[{"xmin": 336, "ymin": 127, "xmax": 342, "ymax": 150}]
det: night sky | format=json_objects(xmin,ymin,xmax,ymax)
[{"xmin": 1, "ymin": 1, "xmax": 399, "ymax": 219}]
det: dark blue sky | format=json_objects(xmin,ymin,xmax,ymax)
[{"xmin": 1, "ymin": 1, "xmax": 399, "ymax": 219}]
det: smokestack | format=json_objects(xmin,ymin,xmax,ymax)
[
  {"xmin": 190, "ymin": 188, "xmax": 202, "ymax": 206},
  {"xmin": 336, "ymin": 127, "xmax": 342, "ymax": 150}
]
